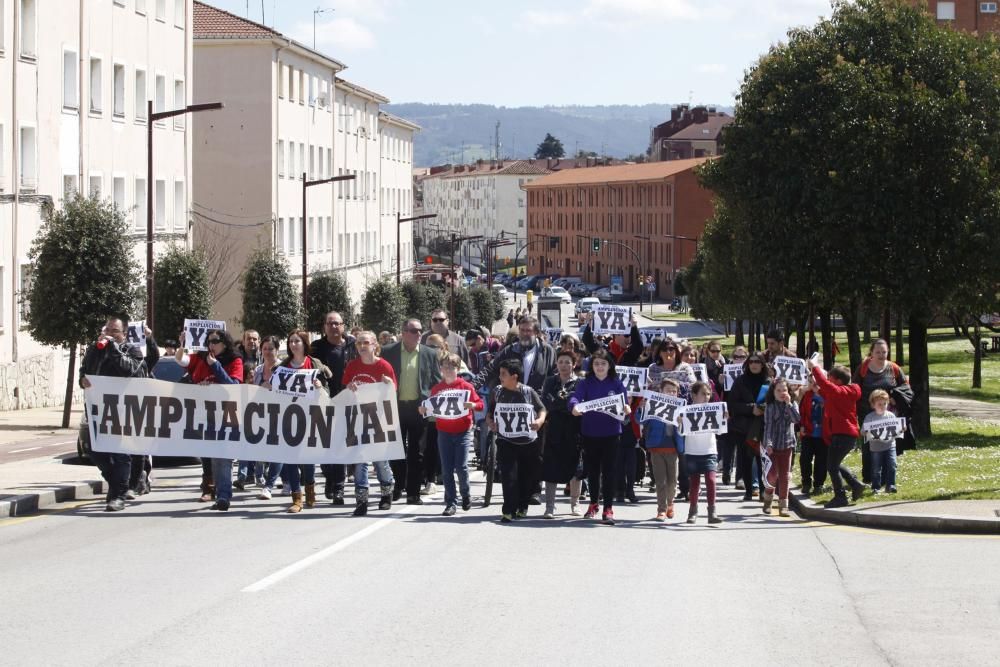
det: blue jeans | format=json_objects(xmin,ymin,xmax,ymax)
[
  {"xmin": 212, "ymin": 458, "xmax": 234, "ymax": 502},
  {"xmin": 355, "ymin": 460, "xmax": 394, "ymax": 495},
  {"xmin": 438, "ymin": 429, "xmax": 472, "ymax": 507},
  {"xmin": 237, "ymin": 460, "xmax": 260, "ymax": 481},
  {"xmin": 871, "ymin": 446, "xmax": 897, "ymax": 490},
  {"xmin": 284, "ymin": 464, "xmax": 316, "ymax": 493},
  {"xmin": 263, "ymin": 462, "xmax": 285, "ymax": 490}
]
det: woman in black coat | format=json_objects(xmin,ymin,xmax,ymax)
[
  {"xmin": 726, "ymin": 352, "xmax": 770, "ymax": 501},
  {"xmin": 540, "ymin": 350, "xmax": 583, "ymax": 517}
]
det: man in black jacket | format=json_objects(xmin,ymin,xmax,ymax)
[
  {"xmin": 383, "ymin": 319, "xmax": 442, "ymax": 503},
  {"xmin": 473, "ymin": 316, "xmax": 555, "ymax": 393},
  {"xmin": 311, "ymin": 311, "xmax": 358, "ymax": 504},
  {"xmin": 79, "ymin": 317, "xmax": 148, "ymax": 511}
]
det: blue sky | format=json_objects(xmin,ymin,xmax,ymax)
[{"xmin": 207, "ymin": 0, "xmax": 836, "ymax": 107}]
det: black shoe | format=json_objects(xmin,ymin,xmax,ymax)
[
  {"xmin": 528, "ymin": 493, "xmax": 542, "ymax": 506},
  {"xmin": 461, "ymin": 496, "xmax": 471, "ymax": 511},
  {"xmin": 801, "ymin": 485, "xmax": 812, "ymax": 495},
  {"xmin": 353, "ymin": 502, "xmax": 368, "ymax": 517},
  {"xmin": 392, "ymin": 488, "xmax": 403, "ymax": 501},
  {"xmin": 378, "ymin": 495, "xmax": 392, "ymax": 511},
  {"xmin": 442, "ymin": 505, "xmax": 457, "ymax": 516},
  {"xmin": 614, "ymin": 496, "xmax": 625, "ymax": 503},
  {"xmin": 406, "ymin": 496, "xmax": 423, "ymax": 505},
  {"xmin": 331, "ymin": 493, "xmax": 345, "ymax": 506},
  {"xmin": 211, "ymin": 500, "xmax": 230, "ymax": 511},
  {"xmin": 625, "ymin": 494, "xmax": 638, "ymax": 504},
  {"xmin": 851, "ymin": 484, "xmax": 866, "ymax": 501},
  {"xmin": 824, "ymin": 496, "xmax": 849, "ymax": 509},
  {"xmin": 105, "ymin": 498, "xmax": 125, "ymax": 512},
  {"xmin": 722, "ymin": 475, "xmax": 731, "ymax": 486},
  {"xmin": 233, "ymin": 478, "xmax": 246, "ymax": 491},
  {"xmin": 742, "ymin": 492, "xmax": 754, "ymax": 502},
  {"xmin": 675, "ymin": 491, "xmax": 686, "ymax": 500}
]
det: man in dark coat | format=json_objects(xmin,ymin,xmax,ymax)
[{"xmin": 311, "ymin": 311, "xmax": 358, "ymax": 504}]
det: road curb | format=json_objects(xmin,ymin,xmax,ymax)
[
  {"xmin": 790, "ymin": 490, "xmax": 1000, "ymax": 535},
  {"xmin": 0, "ymin": 480, "xmax": 105, "ymax": 517}
]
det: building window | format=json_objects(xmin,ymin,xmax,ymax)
[
  {"xmin": 154, "ymin": 73, "xmax": 166, "ymax": 116},
  {"xmin": 63, "ymin": 49, "xmax": 78, "ymax": 110},
  {"xmin": 113, "ymin": 176, "xmax": 125, "ymax": 212},
  {"xmin": 287, "ymin": 66, "xmax": 294, "ymax": 101},
  {"xmin": 0, "ymin": 125, "xmax": 4, "ymax": 192},
  {"xmin": 309, "ymin": 145, "xmax": 315, "ymax": 179},
  {"xmin": 937, "ymin": 1, "xmax": 956, "ymax": 19},
  {"xmin": 0, "ymin": 0, "xmax": 4, "ymax": 54},
  {"xmin": 63, "ymin": 174, "xmax": 77, "ymax": 200},
  {"xmin": 277, "ymin": 62, "xmax": 284, "ymax": 98},
  {"xmin": 20, "ymin": 0, "xmax": 37, "ymax": 59},
  {"xmin": 19, "ymin": 125, "xmax": 36, "ymax": 191},
  {"xmin": 136, "ymin": 0, "xmax": 146, "ymax": 15},
  {"xmin": 981, "ymin": 2, "xmax": 998, "ymax": 13},
  {"xmin": 0, "ymin": 267, "xmax": 4, "ymax": 330},
  {"xmin": 135, "ymin": 69, "xmax": 147, "ymax": 121},
  {"xmin": 326, "ymin": 216, "xmax": 332, "ymax": 251},
  {"xmin": 113, "ymin": 63, "xmax": 125, "ymax": 118},
  {"xmin": 299, "ymin": 70, "xmax": 305, "ymax": 104},
  {"xmin": 174, "ymin": 180, "xmax": 185, "ymax": 230},
  {"xmin": 89, "ymin": 57, "xmax": 102, "ymax": 113},
  {"xmin": 277, "ymin": 140, "xmax": 285, "ymax": 177},
  {"xmin": 155, "ymin": 179, "xmax": 166, "ymax": 229},
  {"xmin": 308, "ymin": 75, "xmax": 315, "ymax": 106},
  {"xmin": 89, "ymin": 174, "xmax": 102, "ymax": 198},
  {"xmin": 276, "ymin": 218, "xmax": 285, "ymax": 254},
  {"xmin": 19, "ymin": 264, "xmax": 32, "ymax": 321},
  {"xmin": 174, "ymin": 0, "xmax": 185, "ymax": 27},
  {"xmin": 155, "ymin": 0, "xmax": 165, "ymax": 21},
  {"xmin": 298, "ymin": 142, "xmax": 305, "ymax": 176},
  {"xmin": 135, "ymin": 178, "xmax": 147, "ymax": 231},
  {"xmin": 173, "ymin": 79, "xmax": 185, "ymax": 128}
]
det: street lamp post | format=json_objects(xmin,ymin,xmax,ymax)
[
  {"xmin": 146, "ymin": 100, "xmax": 223, "ymax": 331},
  {"xmin": 634, "ymin": 234, "xmax": 651, "ymax": 313},
  {"xmin": 301, "ymin": 172, "xmax": 356, "ymax": 314},
  {"xmin": 396, "ymin": 212, "xmax": 436, "ymax": 284},
  {"xmin": 449, "ymin": 233, "xmax": 482, "ymax": 320}
]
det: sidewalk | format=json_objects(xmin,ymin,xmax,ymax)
[
  {"xmin": 790, "ymin": 491, "xmax": 1000, "ymax": 534},
  {"xmin": 0, "ymin": 404, "xmax": 80, "ymax": 446}
]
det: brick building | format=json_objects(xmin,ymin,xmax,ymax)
[
  {"xmin": 910, "ymin": 1, "xmax": 1000, "ymax": 33},
  {"xmin": 648, "ymin": 105, "xmax": 733, "ymax": 162},
  {"xmin": 522, "ymin": 158, "xmax": 715, "ymax": 298}
]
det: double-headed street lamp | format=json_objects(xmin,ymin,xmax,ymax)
[
  {"xmin": 146, "ymin": 100, "xmax": 223, "ymax": 330},
  {"xmin": 396, "ymin": 212, "xmax": 437, "ymax": 284},
  {"xmin": 302, "ymin": 172, "xmax": 356, "ymax": 313}
]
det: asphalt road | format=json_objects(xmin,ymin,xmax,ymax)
[
  {"xmin": 0, "ymin": 435, "xmax": 77, "ymax": 465},
  {"xmin": 1, "ymin": 465, "xmax": 998, "ymax": 666}
]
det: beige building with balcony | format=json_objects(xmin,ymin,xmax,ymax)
[
  {"xmin": 0, "ymin": 0, "xmax": 192, "ymax": 410},
  {"xmin": 191, "ymin": 2, "xmax": 417, "ymax": 327}
]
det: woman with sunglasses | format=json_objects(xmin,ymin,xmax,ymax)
[
  {"xmin": 253, "ymin": 336, "xmax": 288, "ymax": 501},
  {"xmin": 646, "ymin": 339, "xmax": 695, "ymax": 500},
  {"xmin": 727, "ymin": 351, "xmax": 770, "ymax": 501},
  {"xmin": 175, "ymin": 329, "xmax": 244, "ymax": 511},
  {"xmin": 280, "ymin": 329, "xmax": 332, "ymax": 513},
  {"xmin": 717, "ymin": 346, "xmax": 748, "ymax": 484}
]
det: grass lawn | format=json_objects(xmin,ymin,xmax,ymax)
[
  {"xmin": 644, "ymin": 311, "xmax": 695, "ymax": 322},
  {"xmin": 797, "ymin": 412, "xmax": 1000, "ymax": 504}
]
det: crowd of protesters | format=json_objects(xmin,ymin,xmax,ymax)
[{"xmin": 80, "ymin": 308, "xmax": 910, "ymax": 520}]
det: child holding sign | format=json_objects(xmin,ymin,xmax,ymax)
[
  {"xmin": 420, "ymin": 353, "xmax": 483, "ymax": 516},
  {"xmin": 863, "ymin": 390, "xmax": 899, "ymax": 494},
  {"xmin": 685, "ymin": 381, "xmax": 723, "ymax": 524},
  {"xmin": 487, "ymin": 359, "xmax": 547, "ymax": 523},
  {"xmin": 644, "ymin": 378, "xmax": 685, "ymax": 520},
  {"xmin": 762, "ymin": 379, "xmax": 800, "ymax": 516}
]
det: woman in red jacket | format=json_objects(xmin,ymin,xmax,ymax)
[{"xmin": 807, "ymin": 359, "xmax": 866, "ymax": 508}]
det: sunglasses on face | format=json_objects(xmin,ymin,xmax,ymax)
[
  {"xmin": 327, "ymin": 321, "xmax": 344, "ymax": 326},
  {"xmin": 733, "ymin": 355, "xmax": 747, "ymax": 360},
  {"xmin": 207, "ymin": 339, "xmax": 222, "ymax": 344},
  {"xmin": 431, "ymin": 318, "xmax": 447, "ymax": 323}
]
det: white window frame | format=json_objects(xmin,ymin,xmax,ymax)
[
  {"xmin": 18, "ymin": 123, "xmax": 36, "ymax": 192},
  {"xmin": 155, "ymin": 178, "xmax": 166, "ymax": 229},
  {"xmin": 981, "ymin": 2, "xmax": 998, "ymax": 13},
  {"xmin": 134, "ymin": 177, "xmax": 147, "ymax": 231},
  {"xmin": 19, "ymin": 263, "xmax": 32, "ymax": 323},
  {"xmin": 63, "ymin": 47, "xmax": 79, "ymax": 111},
  {"xmin": 155, "ymin": 0, "xmax": 165, "ymax": 22},
  {"xmin": 89, "ymin": 55, "xmax": 103, "ymax": 114},
  {"xmin": 0, "ymin": 0, "xmax": 5, "ymax": 55},
  {"xmin": 112, "ymin": 174, "xmax": 126, "ymax": 214},
  {"xmin": 174, "ymin": 0, "xmax": 185, "ymax": 28},
  {"xmin": 173, "ymin": 179, "xmax": 185, "ymax": 230},
  {"xmin": 277, "ymin": 61, "xmax": 284, "ymax": 99},
  {"xmin": 135, "ymin": 67, "xmax": 147, "ymax": 123},
  {"xmin": 88, "ymin": 172, "xmax": 102, "ymax": 198},
  {"xmin": 937, "ymin": 1, "xmax": 956, "ymax": 20},
  {"xmin": 0, "ymin": 123, "xmax": 5, "ymax": 192},
  {"xmin": 20, "ymin": 0, "xmax": 38, "ymax": 60},
  {"xmin": 173, "ymin": 79, "xmax": 185, "ymax": 129},
  {"xmin": 154, "ymin": 72, "xmax": 166, "ymax": 120},
  {"xmin": 112, "ymin": 62, "xmax": 126, "ymax": 119},
  {"xmin": 136, "ymin": 0, "xmax": 147, "ymax": 15},
  {"xmin": 277, "ymin": 139, "xmax": 285, "ymax": 177}
]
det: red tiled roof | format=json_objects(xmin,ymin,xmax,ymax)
[
  {"xmin": 522, "ymin": 157, "xmax": 713, "ymax": 188},
  {"xmin": 193, "ymin": 1, "xmax": 280, "ymax": 39},
  {"xmin": 665, "ymin": 115, "xmax": 734, "ymax": 141}
]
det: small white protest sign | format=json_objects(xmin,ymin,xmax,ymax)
[
  {"xmin": 723, "ymin": 363, "xmax": 744, "ymax": 391},
  {"xmin": 773, "ymin": 355, "xmax": 809, "ymax": 385},
  {"xmin": 863, "ymin": 416, "xmax": 907, "ymax": 441},
  {"xmin": 592, "ymin": 305, "xmax": 632, "ymax": 336},
  {"xmin": 494, "ymin": 404, "xmax": 536, "ymax": 439},
  {"xmin": 125, "ymin": 321, "xmax": 147, "ymax": 357},
  {"xmin": 640, "ymin": 328, "xmax": 667, "ymax": 346},
  {"xmin": 574, "ymin": 393, "xmax": 628, "ymax": 422},
  {"xmin": 183, "ymin": 318, "xmax": 227, "ymax": 352},
  {"xmin": 543, "ymin": 328, "xmax": 563, "ymax": 345},
  {"xmin": 617, "ymin": 366, "xmax": 649, "ymax": 397},
  {"xmin": 663, "ymin": 369, "xmax": 695, "ymax": 386},
  {"xmin": 640, "ymin": 391, "xmax": 687, "ymax": 425},
  {"xmin": 422, "ymin": 389, "xmax": 471, "ymax": 419},
  {"xmin": 690, "ymin": 363, "xmax": 708, "ymax": 383},
  {"xmin": 270, "ymin": 366, "xmax": 319, "ymax": 397},
  {"xmin": 678, "ymin": 402, "xmax": 728, "ymax": 436}
]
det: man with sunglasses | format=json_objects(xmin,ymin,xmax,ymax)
[
  {"xmin": 383, "ymin": 319, "xmax": 442, "ymax": 503},
  {"xmin": 79, "ymin": 316, "xmax": 148, "ymax": 512},
  {"xmin": 311, "ymin": 311, "xmax": 359, "ymax": 505},
  {"xmin": 422, "ymin": 308, "xmax": 470, "ymax": 365}
]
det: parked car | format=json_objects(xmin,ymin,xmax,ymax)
[
  {"xmin": 492, "ymin": 284, "xmax": 510, "ymax": 299},
  {"xmin": 570, "ymin": 282, "xmax": 600, "ymax": 297},
  {"xmin": 575, "ymin": 296, "xmax": 601, "ymax": 317},
  {"xmin": 542, "ymin": 286, "xmax": 572, "ymax": 303},
  {"xmin": 595, "ymin": 287, "xmax": 639, "ymax": 301},
  {"xmin": 553, "ymin": 277, "xmax": 583, "ymax": 289}
]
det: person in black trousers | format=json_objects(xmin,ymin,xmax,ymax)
[{"xmin": 311, "ymin": 311, "xmax": 358, "ymax": 504}]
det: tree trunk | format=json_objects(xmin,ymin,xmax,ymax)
[
  {"xmin": 62, "ymin": 345, "xmax": 77, "ymax": 429},
  {"xmin": 973, "ymin": 320, "xmax": 983, "ymax": 389},
  {"xmin": 895, "ymin": 310, "xmax": 905, "ymax": 366},
  {"xmin": 863, "ymin": 309, "xmax": 872, "ymax": 344},
  {"xmin": 843, "ymin": 300, "xmax": 862, "ymax": 372},
  {"xmin": 819, "ymin": 308, "xmax": 833, "ymax": 370},
  {"xmin": 735, "ymin": 319, "xmax": 745, "ymax": 347},
  {"xmin": 795, "ymin": 311, "xmax": 808, "ymax": 359},
  {"xmin": 748, "ymin": 319, "xmax": 755, "ymax": 352},
  {"xmin": 949, "ymin": 312, "xmax": 962, "ymax": 338},
  {"xmin": 880, "ymin": 306, "xmax": 891, "ymax": 347},
  {"xmin": 908, "ymin": 312, "xmax": 932, "ymax": 438}
]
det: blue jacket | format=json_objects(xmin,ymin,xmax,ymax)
[{"xmin": 643, "ymin": 418, "xmax": 684, "ymax": 454}]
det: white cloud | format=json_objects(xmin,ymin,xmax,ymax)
[
  {"xmin": 697, "ymin": 63, "xmax": 728, "ymax": 74},
  {"xmin": 522, "ymin": 9, "xmax": 576, "ymax": 28},
  {"xmin": 584, "ymin": 0, "xmax": 709, "ymax": 23},
  {"xmin": 301, "ymin": 17, "xmax": 377, "ymax": 52}
]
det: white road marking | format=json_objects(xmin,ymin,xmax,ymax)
[
  {"xmin": 242, "ymin": 499, "xmax": 429, "ymax": 592},
  {"xmin": 9, "ymin": 447, "xmax": 41, "ymax": 454}
]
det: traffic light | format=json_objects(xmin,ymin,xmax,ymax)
[{"xmin": 592, "ymin": 237, "xmax": 601, "ymax": 253}]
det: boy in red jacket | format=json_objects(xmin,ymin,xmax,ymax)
[
  {"xmin": 807, "ymin": 359, "xmax": 866, "ymax": 508},
  {"xmin": 420, "ymin": 353, "xmax": 483, "ymax": 515}
]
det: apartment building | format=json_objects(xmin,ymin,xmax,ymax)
[
  {"xmin": 648, "ymin": 105, "xmax": 733, "ymax": 162},
  {"xmin": 192, "ymin": 2, "xmax": 417, "ymax": 327},
  {"xmin": 522, "ymin": 158, "xmax": 714, "ymax": 299},
  {"xmin": 911, "ymin": 0, "xmax": 1000, "ymax": 33},
  {"xmin": 0, "ymin": 0, "xmax": 192, "ymax": 410}
]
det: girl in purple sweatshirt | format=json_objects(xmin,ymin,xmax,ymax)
[{"xmin": 570, "ymin": 348, "xmax": 631, "ymax": 525}]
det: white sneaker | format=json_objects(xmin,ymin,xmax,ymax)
[
  {"xmin": 543, "ymin": 510, "xmax": 555, "ymax": 519},
  {"xmin": 257, "ymin": 487, "xmax": 272, "ymax": 500},
  {"xmin": 570, "ymin": 503, "xmax": 580, "ymax": 516},
  {"xmin": 124, "ymin": 489, "xmax": 137, "ymax": 500},
  {"xmin": 735, "ymin": 480, "xmax": 745, "ymax": 490},
  {"xmin": 421, "ymin": 482, "xmax": 436, "ymax": 496}
]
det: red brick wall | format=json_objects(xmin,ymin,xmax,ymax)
[{"xmin": 917, "ymin": 1, "xmax": 1000, "ymax": 34}]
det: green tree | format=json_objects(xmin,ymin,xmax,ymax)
[
  {"xmin": 24, "ymin": 194, "xmax": 140, "ymax": 427},
  {"xmin": 153, "ymin": 245, "xmax": 212, "ymax": 342},
  {"xmin": 451, "ymin": 287, "xmax": 477, "ymax": 332},
  {"xmin": 490, "ymin": 288, "xmax": 505, "ymax": 321},
  {"xmin": 306, "ymin": 272, "xmax": 353, "ymax": 333},
  {"xmin": 240, "ymin": 249, "xmax": 301, "ymax": 337},
  {"xmin": 534, "ymin": 132, "xmax": 566, "ymax": 159},
  {"xmin": 468, "ymin": 285, "xmax": 496, "ymax": 330},
  {"xmin": 698, "ymin": 0, "xmax": 1000, "ymax": 436},
  {"xmin": 402, "ymin": 280, "xmax": 445, "ymax": 325},
  {"xmin": 360, "ymin": 278, "xmax": 407, "ymax": 334}
]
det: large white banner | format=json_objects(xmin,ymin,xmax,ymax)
[
  {"xmin": 84, "ymin": 376, "xmax": 403, "ymax": 465},
  {"xmin": 678, "ymin": 402, "xmax": 728, "ymax": 436},
  {"xmin": 183, "ymin": 318, "xmax": 227, "ymax": 352},
  {"xmin": 592, "ymin": 305, "xmax": 632, "ymax": 335}
]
